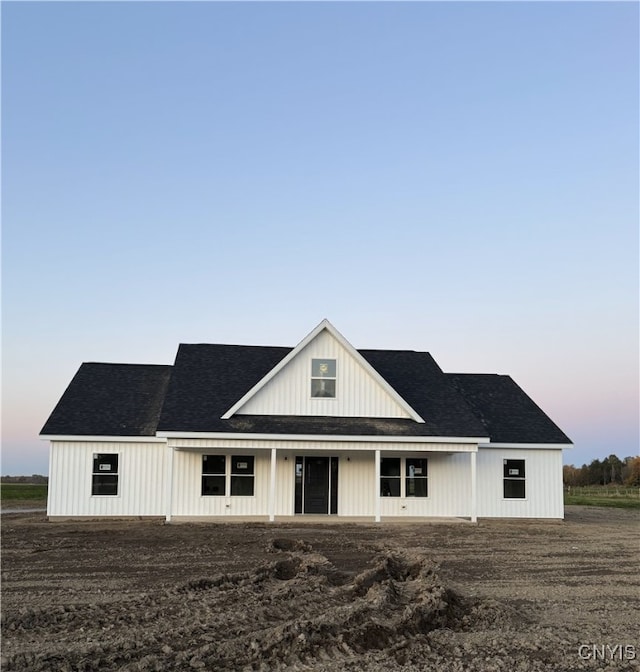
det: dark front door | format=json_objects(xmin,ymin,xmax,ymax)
[{"xmin": 304, "ymin": 457, "xmax": 330, "ymax": 514}]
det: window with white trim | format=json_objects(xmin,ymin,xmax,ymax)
[
  {"xmin": 92, "ymin": 453, "xmax": 119, "ymax": 496},
  {"xmin": 202, "ymin": 455, "xmax": 226, "ymax": 496},
  {"xmin": 405, "ymin": 458, "xmax": 428, "ymax": 497},
  {"xmin": 503, "ymin": 459, "xmax": 525, "ymax": 498},
  {"xmin": 380, "ymin": 458, "xmax": 401, "ymax": 496},
  {"xmin": 380, "ymin": 457, "xmax": 428, "ymax": 497},
  {"xmin": 311, "ymin": 359, "xmax": 336, "ymax": 398},
  {"xmin": 202, "ymin": 455, "xmax": 255, "ymax": 496},
  {"xmin": 231, "ymin": 455, "xmax": 255, "ymax": 496}
]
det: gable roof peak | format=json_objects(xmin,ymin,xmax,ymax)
[
  {"xmin": 301, "ymin": 317, "xmax": 344, "ymax": 341},
  {"xmin": 221, "ymin": 319, "xmax": 425, "ymax": 423}
]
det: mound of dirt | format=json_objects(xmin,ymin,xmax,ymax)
[
  {"xmin": 2, "ymin": 544, "xmax": 511, "ymax": 671},
  {"xmin": 4, "ymin": 510, "xmax": 638, "ymax": 671},
  {"xmin": 269, "ymin": 537, "xmax": 313, "ymax": 553}
]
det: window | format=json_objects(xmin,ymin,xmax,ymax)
[
  {"xmin": 380, "ymin": 458, "xmax": 401, "ymax": 497},
  {"xmin": 202, "ymin": 455, "xmax": 226, "ymax": 496},
  {"xmin": 381, "ymin": 457, "xmax": 428, "ymax": 497},
  {"xmin": 503, "ymin": 459, "xmax": 526, "ymax": 498},
  {"xmin": 294, "ymin": 457, "xmax": 303, "ymax": 513},
  {"xmin": 202, "ymin": 455, "xmax": 255, "ymax": 496},
  {"xmin": 231, "ymin": 456, "xmax": 255, "ymax": 496},
  {"xmin": 311, "ymin": 358, "xmax": 336, "ymax": 398},
  {"xmin": 92, "ymin": 453, "xmax": 118, "ymax": 496},
  {"xmin": 406, "ymin": 458, "xmax": 428, "ymax": 497}
]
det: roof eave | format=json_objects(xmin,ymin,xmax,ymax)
[
  {"xmin": 480, "ymin": 441, "xmax": 573, "ymax": 449},
  {"xmin": 40, "ymin": 434, "xmax": 166, "ymax": 442},
  {"xmin": 157, "ymin": 430, "xmax": 487, "ymax": 444}
]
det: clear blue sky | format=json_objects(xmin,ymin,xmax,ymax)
[{"xmin": 2, "ymin": 1, "xmax": 638, "ymax": 475}]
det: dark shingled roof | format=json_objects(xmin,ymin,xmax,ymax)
[
  {"xmin": 40, "ymin": 363, "xmax": 172, "ymax": 436},
  {"xmin": 157, "ymin": 344, "xmax": 290, "ymax": 434},
  {"xmin": 156, "ymin": 345, "xmax": 488, "ymax": 437},
  {"xmin": 360, "ymin": 350, "xmax": 486, "ymax": 438},
  {"xmin": 447, "ymin": 374, "xmax": 572, "ymax": 444},
  {"xmin": 40, "ymin": 345, "xmax": 571, "ymax": 444}
]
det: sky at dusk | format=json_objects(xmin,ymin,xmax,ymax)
[{"xmin": 2, "ymin": 1, "xmax": 638, "ymax": 476}]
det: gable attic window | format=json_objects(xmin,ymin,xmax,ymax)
[
  {"xmin": 503, "ymin": 459, "xmax": 526, "ymax": 499},
  {"xmin": 92, "ymin": 453, "xmax": 119, "ymax": 496},
  {"xmin": 311, "ymin": 359, "xmax": 336, "ymax": 398}
]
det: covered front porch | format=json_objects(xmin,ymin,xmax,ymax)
[{"xmin": 163, "ymin": 437, "xmax": 480, "ymax": 523}]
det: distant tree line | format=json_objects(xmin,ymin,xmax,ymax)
[
  {"xmin": 1, "ymin": 474, "xmax": 48, "ymax": 484},
  {"xmin": 563, "ymin": 455, "xmax": 640, "ymax": 487}
]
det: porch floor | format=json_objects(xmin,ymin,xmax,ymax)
[{"xmin": 168, "ymin": 515, "xmax": 473, "ymax": 524}]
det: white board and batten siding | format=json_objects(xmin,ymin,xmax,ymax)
[
  {"xmin": 167, "ymin": 442, "xmax": 564, "ymax": 519},
  {"xmin": 476, "ymin": 447, "xmax": 564, "ymax": 519},
  {"xmin": 168, "ymin": 438, "xmax": 478, "ymax": 518},
  {"xmin": 375, "ymin": 448, "xmax": 563, "ymax": 519},
  {"xmin": 379, "ymin": 453, "xmax": 474, "ymax": 518},
  {"xmin": 236, "ymin": 329, "xmax": 412, "ymax": 419},
  {"xmin": 46, "ymin": 439, "xmax": 564, "ymax": 520},
  {"xmin": 47, "ymin": 440, "xmax": 166, "ymax": 518},
  {"xmin": 170, "ymin": 450, "xmax": 290, "ymax": 518}
]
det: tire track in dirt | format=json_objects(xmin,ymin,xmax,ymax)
[{"xmin": 2, "ymin": 540, "xmax": 517, "ymax": 672}]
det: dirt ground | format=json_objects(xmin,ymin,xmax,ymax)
[{"xmin": 1, "ymin": 507, "xmax": 638, "ymax": 671}]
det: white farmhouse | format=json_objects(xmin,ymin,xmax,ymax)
[{"xmin": 41, "ymin": 320, "xmax": 572, "ymax": 521}]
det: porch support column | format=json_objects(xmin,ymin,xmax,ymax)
[
  {"xmin": 165, "ymin": 444, "xmax": 174, "ymax": 523},
  {"xmin": 374, "ymin": 449, "xmax": 381, "ymax": 523},
  {"xmin": 470, "ymin": 450, "xmax": 477, "ymax": 523},
  {"xmin": 268, "ymin": 448, "xmax": 277, "ymax": 522}
]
